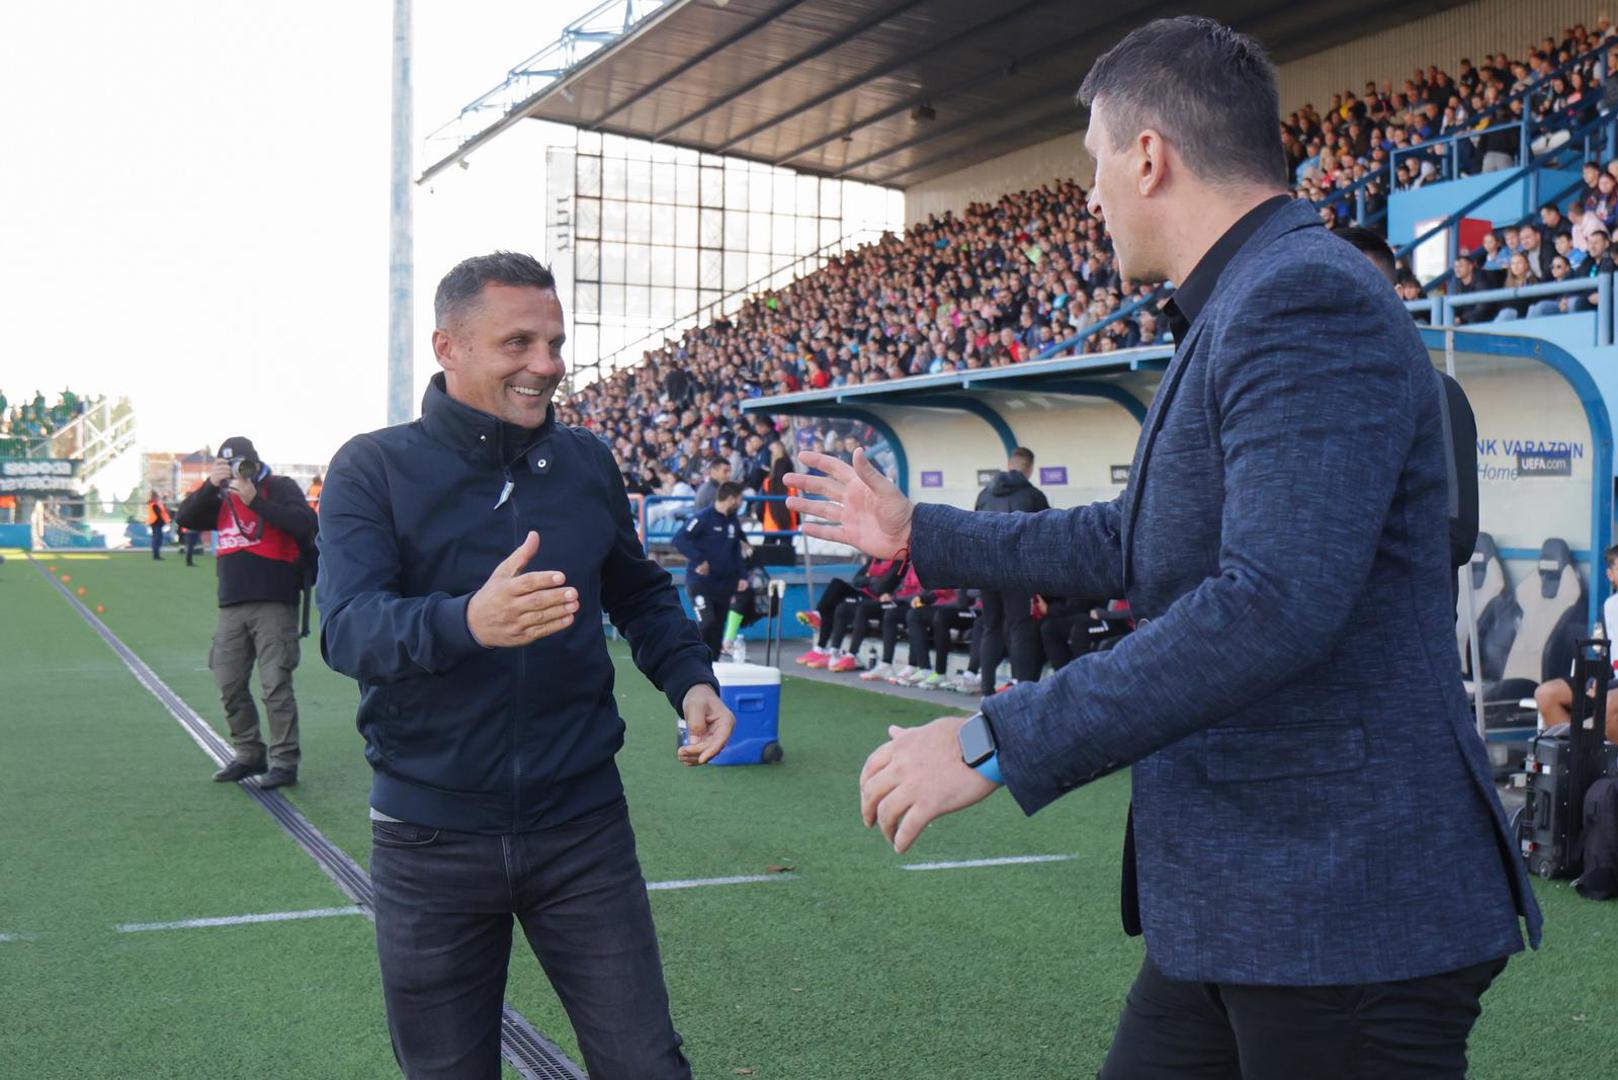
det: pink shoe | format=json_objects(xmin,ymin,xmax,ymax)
[
  {"xmin": 796, "ymin": 610, "xmax": 822, "ymax": 630},
  {"xmin": 797, "ymin": 648, "xmax": 827, "ymax": 666},
  {"xmin": 829, "ymin": 654, "xmax": 859, "ymax": 673},
  {"xmin": 805, "ymin": 651, "xmax": 834, "ymax": 669}
]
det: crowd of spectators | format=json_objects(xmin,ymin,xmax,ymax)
[
  {"xmin": 0, "ymin": 388, "xmax": 105, "ymax": 457},
  {"xmin": 558, "ymin": 19, "xmax": 1617, "ymax": 504},
  {"xmin": 1301, "ymin": 21, "xmax": 1618, "ymax": 229}
]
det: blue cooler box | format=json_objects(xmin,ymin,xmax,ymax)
[{"xmin": 682, "ymin": 661, "xmax": 783, "ymax": 766}]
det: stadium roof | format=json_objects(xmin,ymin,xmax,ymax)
[{"xmin": 420, "ymin": 0, "xmax": 1468, "ymax": 187}]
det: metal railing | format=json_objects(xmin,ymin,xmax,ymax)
[{"xmin": 1408, "ymin": 271, "xmax": 1615, "ymax": 345}]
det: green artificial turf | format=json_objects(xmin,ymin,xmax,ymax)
[{"xmin": 5, "ymin": 551, "xmax": 1616, "ymax": 1077}]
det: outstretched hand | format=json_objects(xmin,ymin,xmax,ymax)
[{"xmin": 784, "ymin": 449, "xmax": 914, "ymax": 559}]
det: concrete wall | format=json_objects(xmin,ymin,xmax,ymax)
[{"xmin": 904, "ymin": 132, "xmax": 1092, "ymax": 225}]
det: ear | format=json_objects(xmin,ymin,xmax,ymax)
[
  {"xmin": 1136, "ymin": 129, "xmax": 1169, "ymax": 198},
  {"xmin": 432, "ymin": 328, "xmax": 456, "ymax": 372}
]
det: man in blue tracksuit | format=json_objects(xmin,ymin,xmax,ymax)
[
  {"xmin": 672, "ymin": 480, "xmax": 750, "ymax": 660},
  {"xmin": 318, "ymin": 252, "xmax": 734, "ymax": 1080}
]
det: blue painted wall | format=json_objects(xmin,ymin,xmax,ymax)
[{"xmin": 1389, "ymin": 168, "xmax": 1583, "ymax": 247}]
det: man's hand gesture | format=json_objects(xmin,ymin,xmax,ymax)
[
  {"xmin": 785, "ymin": 449, "xmax": 913, "ymax": 558},
  {"xmin": 860, "ymin": 716, "xmax": 999, "ymax": 853},
  {"xmin": 466, "ymin": 531, "xmax": 578, "ymax": 648},
  {"xmin": 678, "ymin": 684, "xmax": 736, "ymax": 766}
]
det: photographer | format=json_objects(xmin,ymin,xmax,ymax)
[{"xmin": 176, "ymin": 436, "xmax": 317, "ymax": 788}]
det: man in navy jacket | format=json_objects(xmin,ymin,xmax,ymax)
[
  {"xmin": 790, "ymin": 18, "xmax": 1537, "ymax": 1079},
  {"xmin": 673, "ymin": 480, "xmax": 750, "ymax": 659},
  {"xmin": 318, "ymin": 252, "xmax": 733, "ymax": 1080}
]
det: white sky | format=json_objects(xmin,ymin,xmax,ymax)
[{"xmin": 0, "ymin": 0, "xmax": 583, "ymax": 466}]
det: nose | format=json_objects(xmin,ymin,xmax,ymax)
[
  {"xmin": 1086, "ymin": 188, "xmax": 1102, "ymax": 218},
  {"xmin": 528, "ymin": 345, "xmax": 565, "ymax": 380}
]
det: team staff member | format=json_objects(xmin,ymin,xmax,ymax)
[
  {"xmin": 673, "ymin": 480, "xmax": 750, "ymax": 660},
  {"xmin": 176, "ymin": 437, "xmax": 316, "ymax": 788},
  {"xmin": 790, "ymin": 18, "xmax": 1537, "ymax": 1078},
  {"xmin": 318, "ymin": 252, "xmax": 733, "ymax": 1080}
]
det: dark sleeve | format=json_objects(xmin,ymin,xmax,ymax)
[
  {"xmin": 671, "ymin": 513, "xmax": 704, "ymax": 562},
  {"xmin": 175, "ymin": 482, "xmax": 222, "ymax": 531},
  {"xmin": 983, "ymin": 264, "xmax": 1416, "ymax": 815},
  {"xmin": 874, "ymin": 560, "xmax": 907, "ymax": 595},
  {"xmin": 251, "ymin": 477, "xmax": 318, "ymax": 544},
  {"xmin": 909, "ymin": 496, "xmax": 1126, "ymax": 600},
  {"xmin": 594, "ymin": 440, "xmax": 718, "ymax": 715},
  {"xmin": 1033, "ymin": 488, "xmax": 1051, "ymax": 512},
  {"xmin": 316, "ymin": 437, "xmax": 487, "ymax": 684}
]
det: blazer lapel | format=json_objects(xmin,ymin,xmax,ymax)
[{"xmin": 1121, "ymin": 317, "xmax": 1207, "ymax": 587}]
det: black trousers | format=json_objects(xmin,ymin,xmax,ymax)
[
  {"xmin": 813, "ymin": 579, "xmax": 859, "ymax": 648},
  {"xmin": 980, "ymin": 590, "xmax": 1040, "ymax": 692},
  {"xmin": 905, "ymin": 605, "xmax": 976, "ymax": 672},
  {"xmin": 1097, "ymin": 954, "xmax": 1507, "ymax": 1080},
  {"xmin": 150, "ymin": 525, "xmax": 164, "ymax": 560},
  {"xmin": 182, "ymin": 530, "xmax": 201, "ymax": 566},
  {"xmin": 831, "ymin": 596, "xmax": 884, "ymax": 653},
  {"xmin": 1040, "ymin": 609, "xmax": 1088, "ymax": 670},
  {"xmin": 687, "ymin": 582, "xmax": 734, "ymax": 661}
]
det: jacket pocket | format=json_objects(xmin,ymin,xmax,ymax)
[{"xmin": 1203, "ymin": 720, "xmax": 1368, "ymax": 783}]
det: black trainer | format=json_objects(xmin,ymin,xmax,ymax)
[
  {"xmin": 213, "ymin": 759, "xmax": 267, "ymax": 783},
  {"xmin": 260, "ymin": 767, "xmax": 298, "ymax": 789}
]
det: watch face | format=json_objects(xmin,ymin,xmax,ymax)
[{"xmin": 959, "ymin": 714, "xmax": 995, "ymax": 766}]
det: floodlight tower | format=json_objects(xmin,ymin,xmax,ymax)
[{"xmin": 387, "ymin": 0, "xmax": 414, "ymax": 425}]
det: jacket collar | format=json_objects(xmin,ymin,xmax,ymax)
[{"xmin": 419, "ymin": 372, "xmax": 556, "ymax": 466}]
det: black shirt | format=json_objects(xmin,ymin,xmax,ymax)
[{"xmin": 1164, "ymin": 194, "xmax": 1292, "ymax": 340}]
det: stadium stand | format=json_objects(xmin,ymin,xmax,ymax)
[
  {"xmin": 551, "ymin": 15, "xmax": 1618, "ymax": 693},
  {"xmin": 560, "ymin": 18, "xmax": 1618, "ymax": 500}
]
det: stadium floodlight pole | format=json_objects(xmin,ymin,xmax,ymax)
[{"xmin": 387, "ymin": 0, "xmax": 415, "ymax": 426}]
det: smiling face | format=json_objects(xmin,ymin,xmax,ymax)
[{"xmin": 433, "ymin": 284, "xmax": 566, "ymax": 427}]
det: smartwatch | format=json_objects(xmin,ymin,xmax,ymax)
[{"xmin": 958, "ymin": 712, "xmax": 1002, "ymax": 786}]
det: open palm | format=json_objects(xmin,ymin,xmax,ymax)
[{"xmin": 784, "ymin": 449, "xmax": 913, "ymax": 559}]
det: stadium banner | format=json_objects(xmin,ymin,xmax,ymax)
[{"xmin": 0, "ymin": 457, "xmax": 80, "ymax": 494}]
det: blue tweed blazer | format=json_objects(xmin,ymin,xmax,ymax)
[{"xmin": 912, "ymin": 199, "xmax": 1540, "ymax": 986}]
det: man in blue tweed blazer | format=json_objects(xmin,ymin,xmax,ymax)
[{"xmin": 789, "ymin": 17, "xmax": 1539, "ymax": 1078}]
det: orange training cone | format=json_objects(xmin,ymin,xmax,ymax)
[
  {"xmin": 95, "ymin": 605, "xmax": 105, "ymax": 614},
  {"xmin": 60, "ymin": 574, "xmax": 71, "ymax": 583},
  {"xmin": 76, "ymin": 587, "xmax": 87, "ymax": 597}
]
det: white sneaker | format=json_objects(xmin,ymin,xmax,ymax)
[
  {"xmin": 903, "ymin": 667, "xmax": 936, "ymax": 686},
  {"xmin": 886, "ymin": 665, "xmax": 917, "ymax": 684},
  {"xmin": 860, "ymin": 661, "xmax": 895, "ymax": 682}
]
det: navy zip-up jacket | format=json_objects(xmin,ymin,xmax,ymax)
[
  {"xmin": 318, "ymin": 374, "xmax": 718, "ymax": 834},
  {"xmin": 672, "ymin": 506, "xmax": 746, "ymax": 589}
]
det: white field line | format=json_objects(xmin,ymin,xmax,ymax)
[
  {"xmin": 900, "ymin": 854, "xmax": 1076, "ymax": 872},
  {"xmin": 646, "ymin": 874, "xmax": 787, "ymax": 891},
  {"xmin": 115, "ymin": 906, "xmax": 365, "ymax": 934}
]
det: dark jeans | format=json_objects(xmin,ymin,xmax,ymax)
[
  {"xmin": 182, "ymin": 530, "xmax": 201, "ymax": 566},
  {"xmin": 150, "ymin": 525, "xmax": 164, "ymax": 559},
  {"xmin": 1097, "ymin": 954, "xmax": 1508, "ymax": 1079},
  {"xmin": 370, "ymin": 797, "xmax": 690, "ymax": 1080}
]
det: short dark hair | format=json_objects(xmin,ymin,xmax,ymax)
[
  {"xmin": 1332, "ymin": 225, "xmax": 1398, "ymax": 283},
  {"xmin": 716, "ymin": 481, "xmax": 744, "ymax": 503},
  {"xmin": 435, "ymin": 252, "xmax": 556, "ymax": 327},
  {"xmin": 1010, "ymin": 446, "xmax": 1036, "ymax": 470},
  {"xmin": 709, "ymin": 458, "xmax": 732, "ymax": 474},
  {"xmin": 1078, "ymin": 16, "xmax": 1286, "ymax": 188},
  {"xmin": 1606, "ymin": 544, "xmax": 1618, "ymax": 570}
]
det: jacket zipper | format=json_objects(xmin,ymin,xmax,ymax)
[{"xmin": 505, "ymin": 461, "xmax": 521, "ymax": 832}]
